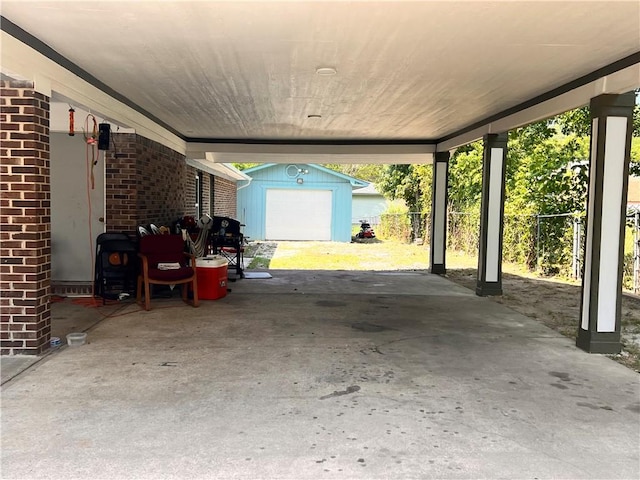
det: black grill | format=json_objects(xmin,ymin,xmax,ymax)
[
  {"xmin": 209, "ymin": 216, "xmax": 244, "ymax": 277},
  {"xmin": 94, "ymin": 232, "xmax": 137, "ymax": 301}
]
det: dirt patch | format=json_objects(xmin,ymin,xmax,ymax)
[
  {"xmin": 243, "ymin": 241, "xmax": 278, "ymax": 260},
  {"xmin": 243, "ymin": 241, "xmax": 279, "ymax": 268}
]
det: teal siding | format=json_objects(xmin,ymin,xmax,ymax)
[{"xmin": 237, "ymin": 164, "xmax": 355, "ymax": 242}]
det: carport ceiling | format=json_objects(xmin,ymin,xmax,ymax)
[{"xmin": 1, "ymin": 1, "xmax": 639, "ymax": 151}]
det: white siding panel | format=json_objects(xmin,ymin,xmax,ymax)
[
  {"xmin": 597, "ymin": 116, "xmax": 627, "ymax": 332},
  {"xmin": 433, "ymin": 163, "xmax": 447, "ymax": 264},
  {"xmin": 485, "ymin": 148, "xmax": 503, "ymax": 282}
]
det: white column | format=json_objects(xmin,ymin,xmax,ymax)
[
  {"xmin": 430, "ymin": 151, "xmax": 449, "ymax": 274},
  {"xmin": 476, "ymin": 133, "xmax": 508, "ymax": 296},
  {"xmin": 577, "ymin": 92, "xmax": 635, "ymax": 354}
]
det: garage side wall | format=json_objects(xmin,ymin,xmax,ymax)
[
  {"xmin": 352, "ymin": 194, "xmax": 389, "ymax": 225},
  {"xmin": 237, "ymin": 164, "xmax": 353, "ymax": 242}
]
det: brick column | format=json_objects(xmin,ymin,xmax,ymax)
[
  {"xmin": 105, "ymin": 133, "xmax": 138, "ymax": 233},
  {"xmin": 1, "ymin": 80, "xmax": 51, "ymax": 355}
]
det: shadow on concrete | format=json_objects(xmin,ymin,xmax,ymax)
[{"xmin": 2, "ymin": 270, "xmax": 639, "ymax": 479}]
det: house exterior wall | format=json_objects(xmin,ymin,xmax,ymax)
[
  {"xmin": 183, "ymin": 166, "xmax": 197, "ymax": 220},
  {"xmin": 105, "ymin": 133, "xmax": 206, "ymax": 233},
  {"xmin": 0, "ymin": 80, "xmax": 52, "ymax": 355},
  {"xmin": 50, "ymin": 133, "xmax": 105, "ymax": 285},
  {"xmin": 202, "ymin": 173, "xmax": 211, "ymax": 216},
  {"xmin": 137, "ymin": 136, "xmax": 191, "ymax": 227},
  {"xmin": 1, "ymin": 114, "xmax": 239, "ymax": 354},
  {"xmin": 237, "ymin": 164, "xmax": 353, "ymax": 242},
  {"xmin": 214, "ymin": 176, "xmax": 237, "ymax": 218},
  {"xmin": 105, "ymin": 133, "xmax": 138, "ymax": 233}
]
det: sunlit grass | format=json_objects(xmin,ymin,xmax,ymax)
[
  {"xmin": 268, "ymin": 241, "xmax": 579, "ymax": 279},
  {"xmin": 269, "ymin": 240, "xmax": 431, "ymax": 270}
]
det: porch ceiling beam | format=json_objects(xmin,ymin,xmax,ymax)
[{"xmin": 186, "ymin": 142, "xmax": 435, "ymax": 165}]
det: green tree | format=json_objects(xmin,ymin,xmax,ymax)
[
  {"xmin": 321, "ymin": 164, "xmax": 385, "ymax": 183},
  {"xmin": 232, "ymin": 162, "xmax": 262, "ymax": 170},
  {"xmin": 447, "ymin": 142, "xmax": 483, "ymax": 211},
  {"xmin": 556, "ymin": 104, "xmax": 640, "ymax": 138},
  {"xmin": 555, "ymin": 103, "xmax": 640, "ymax": 176},
  {"xmin": 377, "ymin": 164, "xmax": 432, "ymax": 240}
]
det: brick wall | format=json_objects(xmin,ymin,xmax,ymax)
[
  {"xmin": 106, "ymin": 134, "xmax": 198, "ymax": 233},
  {"xmin": 202, "ymin": 173, "xmax": 211, "ymax": 216},
  {"xmin": 105, "ymin": 133, "xmax": 137, "ymax": 233},
  {"xmin": 0, "ymin": 80, "xmax": 51, "ymax": 355},
  {"xmin": 106, "ymin": 135, "xmax": 237, "ymax": 232},
  {"xmin": 1, "ymin": 114, "xmax": 238, "ymax": 354},
  {"xmin": 183, "ymin": 166, "xmax": 197, "ymax": 219},
  {"xmin": 213, "ymin": 177, "xmax": 237, "ymax": 218},
  {"xmin": 137, "ymin": 136, "xmax": 190, "ymax": 226}
]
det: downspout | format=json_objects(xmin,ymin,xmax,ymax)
[{"xmin": 236, "ymin": 177, "xmax": 253, "ymax": 191}]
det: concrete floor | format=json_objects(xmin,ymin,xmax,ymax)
[{"xmin": 1, "ymin": 270, "xmax": 639, "ymax": 479}]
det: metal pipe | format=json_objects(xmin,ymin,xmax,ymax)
[
  {"xmin": 536, "ymin": 215, "xmax": 541, "ymax": 271},
  {"xmin": 634, "ymin": 211, "xmax": 639, "ymax": 294}
]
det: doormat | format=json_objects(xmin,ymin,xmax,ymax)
[{"xmin": 243, "ymin": 272, "xmax": 272, "ymax": 279}]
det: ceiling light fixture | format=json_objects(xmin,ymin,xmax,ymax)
[{"xmin": 316, "ymin": 67, "xmax": 337, "ymax": 76}]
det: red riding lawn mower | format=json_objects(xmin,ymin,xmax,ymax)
[{"xmin": 356, "ymin": 221, "xmax": 376, "ymax": 239}]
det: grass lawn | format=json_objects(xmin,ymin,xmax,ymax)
[{"xmin": 269, "ymin": 240, "xmax": 431, "ymax": 270}]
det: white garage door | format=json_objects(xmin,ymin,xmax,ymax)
[{"xmin": 265, "ymin": 189, "xmax": 332, "ymax": 240}]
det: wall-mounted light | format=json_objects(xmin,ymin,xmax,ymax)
[{"xmin": 296, "ymin": 178, "xmax": 304, "ymax": 185}]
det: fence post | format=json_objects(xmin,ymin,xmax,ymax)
[
  {"xmin": 572, "ymin": 216, "xmax": 582, "ymax": 279},
  {"xmin": 635, "ymin": 211, "xmax": 640, "ymax": 294},
  {"xmin": 535, "ymin": 215, "xmax": 541, "ymax": 271}
]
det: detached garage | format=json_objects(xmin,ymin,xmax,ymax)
[{"xmin": 237, "ymin": 164, "xmax": 367, "ymax": 242}]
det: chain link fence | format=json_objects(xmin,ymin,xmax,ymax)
[
  {"xmin": 370, "ymin": 210, "xmax": 640, "ymax": 293},
  {"xmin": 627, "ymin": 210, "xmax": 640, "ymax": 294}
]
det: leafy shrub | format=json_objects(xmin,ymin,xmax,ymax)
[
  {"xmin": 378, "ymin": 201, "xmax": 412, "ymax": 243},
  {"xmin": 447, "ymin": 209, "xmax": 480, "ymax": 254}
]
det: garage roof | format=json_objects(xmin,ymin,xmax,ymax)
[{"xmin": 242, "ymin": 163, "xmax": 369, "ymax": 188}]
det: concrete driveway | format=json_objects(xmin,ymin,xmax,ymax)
[{"xmin": 2, "ymin": 270, "xmax": 639, "ymax": 479}]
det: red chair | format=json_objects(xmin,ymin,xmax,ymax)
[{"xmin": 136, "ymin": 234, "xmax": 199, "ymax": 311}]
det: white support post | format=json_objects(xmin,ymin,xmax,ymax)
[
  {"xmin": 476, "ymin": 133, "xmax": 508, "ymax": 296},
  {"xmin": 576, "ymin": 93, "xmax": 634, "ymax": 354},
  {"xmin": 430, "ymin": 151, "xmax": 450, "ymax": 274}
]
